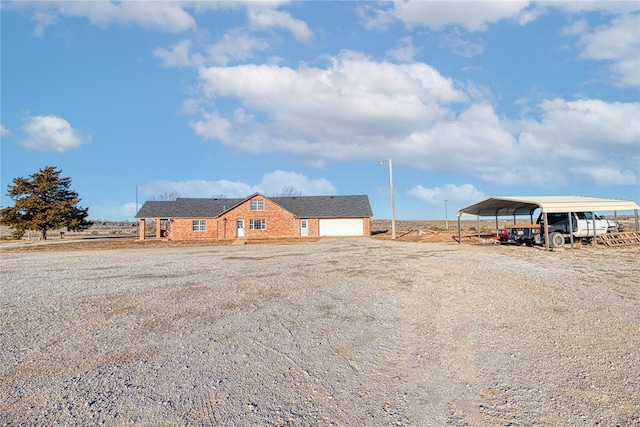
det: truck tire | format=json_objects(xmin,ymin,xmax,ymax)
[{"xmin": 549, "ymin": 232, "xmax": 565, "ymax": 248}]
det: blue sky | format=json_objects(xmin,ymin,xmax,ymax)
[{"xmin": 1, "ymin": 1, "xmax": 639, "ymax": 221}]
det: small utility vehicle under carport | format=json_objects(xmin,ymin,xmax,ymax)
[{"xmin": 457, "ymin": 196, "xmax": 640, "ymax": 250}]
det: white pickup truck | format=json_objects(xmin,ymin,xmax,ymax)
[{"xmin": 537, "ymin": 212, "xmax": 620, "ymax": 248}]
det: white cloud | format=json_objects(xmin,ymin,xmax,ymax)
[
  {"xmin": 561, "ymin": 18, "xmax": 588, "ymax": 37},
  {"xmin": 194, "ymin": 52, "xmax": 467, "ymax": 156},
  {"xmin": 358, "ymin": 3, "xmax": 397, "ymax": 31},
  {"xmin": 575, "ymin": 14, "xmax": 640, "ymax": 87},
  {"xmin": 363, "ymin": 1, "xmax": 639, "ymax": 87},
  {"xmin": 247, "ymin": 5, "xmax": 313, "ymax": 42},
  {"xmin": 513, "ymin": 98, "xmax": 639, "ymax": 171},
  {"xmin": 138, "ymin": 170, "xmax": 336, "ymax": 200},
  {"xmin": 140, "ymin": 179, "xmax": 253, "ymax": 199},
  {"xmin": 371, "ymin": 0, "xmax": 530, "ymax": 32},
  {"xmin": 11, "ymin": 0, "xmax": 323, "ymax": 42},
  {"xmin": 0, "ymin": 124, "xmax": 10, "ymax": 137},
  {"xmin": 444, "ymin": 98, "xmax": 639, "ymax": 187},
  {"xmin": 570, "ymin": 164, "xmax": 637, "ymax": 186},
  {"xmin": 517, "ymin": 4, "xmax": 545, "ymax": 26},
  {"xmin": 155, "ymin": 32, "xmax": 270, "ymax": 68},
  {"xmin": 32, "ymin": 11, "xmax": 57, "ymax": 37},
  {"xmin": 189, "ymin": 112, "xmax": 233, "ymax": 144},
  {"xmin": 405, "ymin": 103, "xmax": 518, "ymax": 173},
  {"xmin": 372, "ymin": 1, "xmax": 640, "ymax": 32},
  {"xmin": 499, "ymin": 98, "xmax": 640, "ymax": 186},
  {"xmin": 188, "ymin": 51, "xmax": 638, "ymax": 190},
  {"xmin": 20, "ymin": 115, "xmax": 89, "ymax": 152},
  {"xmin": 386, "ymin": 37, "xmax": 418, "ymax": 63},
  {"xmin": 407, "ymin": 183, "xmax": 485, "ymax": 206},
  {"xmin": 259, "ymin": 170, "xmax": 336, "ymax": 195},
  {"xmin": 205, "ymin": 30, "xmax": 270, "ymax": 66},
  {"xmin": 476, "ymin": 164, "xmax": 570, "ymax": 188},
  {"xmin": 544, "ymin": 1, "xmax": 640, "ymax": 15},
  {"xmin": 27, "ymin": 1, "xmax": 197, "ymax": 34},
  {"xmin": 438, "ymin": 30, "xmax": 485, "ymax": 58},
  {"xmin": 154, "ymin": 39, "xmax": 197, "ymax": 68},
  {"xmin": 179, "ymin": 98, "xmax": 204, "ymax": 115}
]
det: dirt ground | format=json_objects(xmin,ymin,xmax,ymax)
[
  {"xmin": 1, "ymin": 230, "xmax": 639, "ymax": 426},
  {"xmin": 2, "ymin": 218, "xmax": 637, "ymax": 252},
  {"xmin": 0, "ymin": 219, "xmax": 531, "ymax": 252}
]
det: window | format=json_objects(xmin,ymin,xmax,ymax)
[
  {"xmin": 192, "ymin": 220, "xmax": 207, "ymax": 231},
  {"xmin": 250, "ymin": 219, "xmax": 266, "ymax": 230},
  {"xmin": 546, "ymin": 213, "xmax": 568, "ymax": 225},
  {"xmin": 251, "ymin": 199, "xmax": 264, "ymax": 211}
]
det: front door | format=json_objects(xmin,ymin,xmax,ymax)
[
  {"xmin": 236, "ymin": 219, "xmax": 244, "ymax": 237},
  {"xmin": 300, "ymin": 219, "xmax": 308, "ymax": 236}
]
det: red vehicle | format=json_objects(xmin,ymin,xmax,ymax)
[{"xmin": 499, "ymin": 225, "xmax": 542, "ymax": 247}]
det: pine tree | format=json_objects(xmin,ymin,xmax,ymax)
[{"xmin": 0, "ymin": 166, "xmax": 93, "ymax": 240}]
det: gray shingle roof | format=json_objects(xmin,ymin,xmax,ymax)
[
  {"xmin": 135, "ymin": 195, "xmax": 372, "ymax": 219},
  {"xmin": 133, "ymin": 201, "xmax": 177, "ymax": 218},
  {"xmin": 271, "ymin": 195, "xmax": 373, "ymax": 218}
]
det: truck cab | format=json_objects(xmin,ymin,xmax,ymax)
[{"xmin": 537, "ymin": 212, "xmax": 618, "ymax": 248}]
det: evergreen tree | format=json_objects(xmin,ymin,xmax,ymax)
[{"xmin": 0, "ymin": 166, "xmax": 93, "ymax": 240}]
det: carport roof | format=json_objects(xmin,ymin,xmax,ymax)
[{"xmin": 458, "ymin": 196, "xmax": 640, "ymax": 217}]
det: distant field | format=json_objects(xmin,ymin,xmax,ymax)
[
  {"xmin": 1, "ymin": 218, "xmax": 637, "ymax": 249},
  {"xmin": 0, "ymin": 218, "xmax": 524, "ymax": 237}
]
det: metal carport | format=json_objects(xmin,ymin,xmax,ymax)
[{"xmin": 457, "ymin": 196, "xmax": 640, "ymax": 250}]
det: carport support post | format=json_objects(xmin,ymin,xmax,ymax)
[
  {"xmin": 543, "ymin": 212, "xmax": 550, "ymax": 250},
  {"xmin": 457, "ymin": 214, "xmax": 461, "ymax": 244},
  {"xmin": 592, "ymin": 212, "xmax": 597, "ymax": 246},
  {"xmin": 568, "ymin": 212, "xmax": 574, "ymax": 249}
]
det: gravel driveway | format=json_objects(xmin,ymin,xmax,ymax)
[{"xmin": 1, "ymin": 238, "xmax": 639, "ymax": 426}]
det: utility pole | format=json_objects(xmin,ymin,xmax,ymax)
[
  {"xmin": 380, "ymin": 159, "xmax": 396, "ymax": 239},
  {"xmin": 444, "ymin": 199, "xmax": 449, "ymax": 230},
  {"xmin": 136, "ymin": 185, "xmax": 139, "ymax": 236}
]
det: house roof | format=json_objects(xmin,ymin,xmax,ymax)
[
  {"xmin": 135, "ymin": 194, "xmax": 373, "ymax": 219},
  {"xmin": 270, "ymin": 195, "xmax": 372, "ymax": 218},
  {"xmin": 458, "ymin": 196, "xmax": 640, "ymax": 217},
  {"xmin": 133, "ymin": 201, "xmax": 179, "ymax": 218}
]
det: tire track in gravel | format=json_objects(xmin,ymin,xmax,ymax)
[
  {"xmin": 433, "ymin": 282, "xmax": 482, "ymax": 426},
  {"xmin": 396, "ymin": 249, "xmax": 484, "ymax": 426},
  {"xmin": 191, "ymin": 390, "xmax": 219, "ymax": 426}
]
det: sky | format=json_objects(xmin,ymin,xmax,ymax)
[{"xmin": 1, "ymin": 1, "xmax": 639, "ymax": 221}]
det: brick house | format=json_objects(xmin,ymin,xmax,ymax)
[{"xmin": 134, "ymin": 193, "xmax": 373, "ymax": 241}]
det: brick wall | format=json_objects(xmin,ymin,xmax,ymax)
[
  {"xmin": 138, "ymin": 219, "xmax": 146, "ymax": 239},
  {"xmin": 169, "ymin": 218, "xmax": 219, "ymax": 240},
  {"xmin": 306, "ymin": 218, "xmax": 319, "ymax": 237},
  {"xmin": 216, "ymin": 196, "xmax": 298, "ymax": 239}
]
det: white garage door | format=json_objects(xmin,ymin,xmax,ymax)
[{"xmin": 319, "ymin": 219, "xmax": 363, "ymax": 236}]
